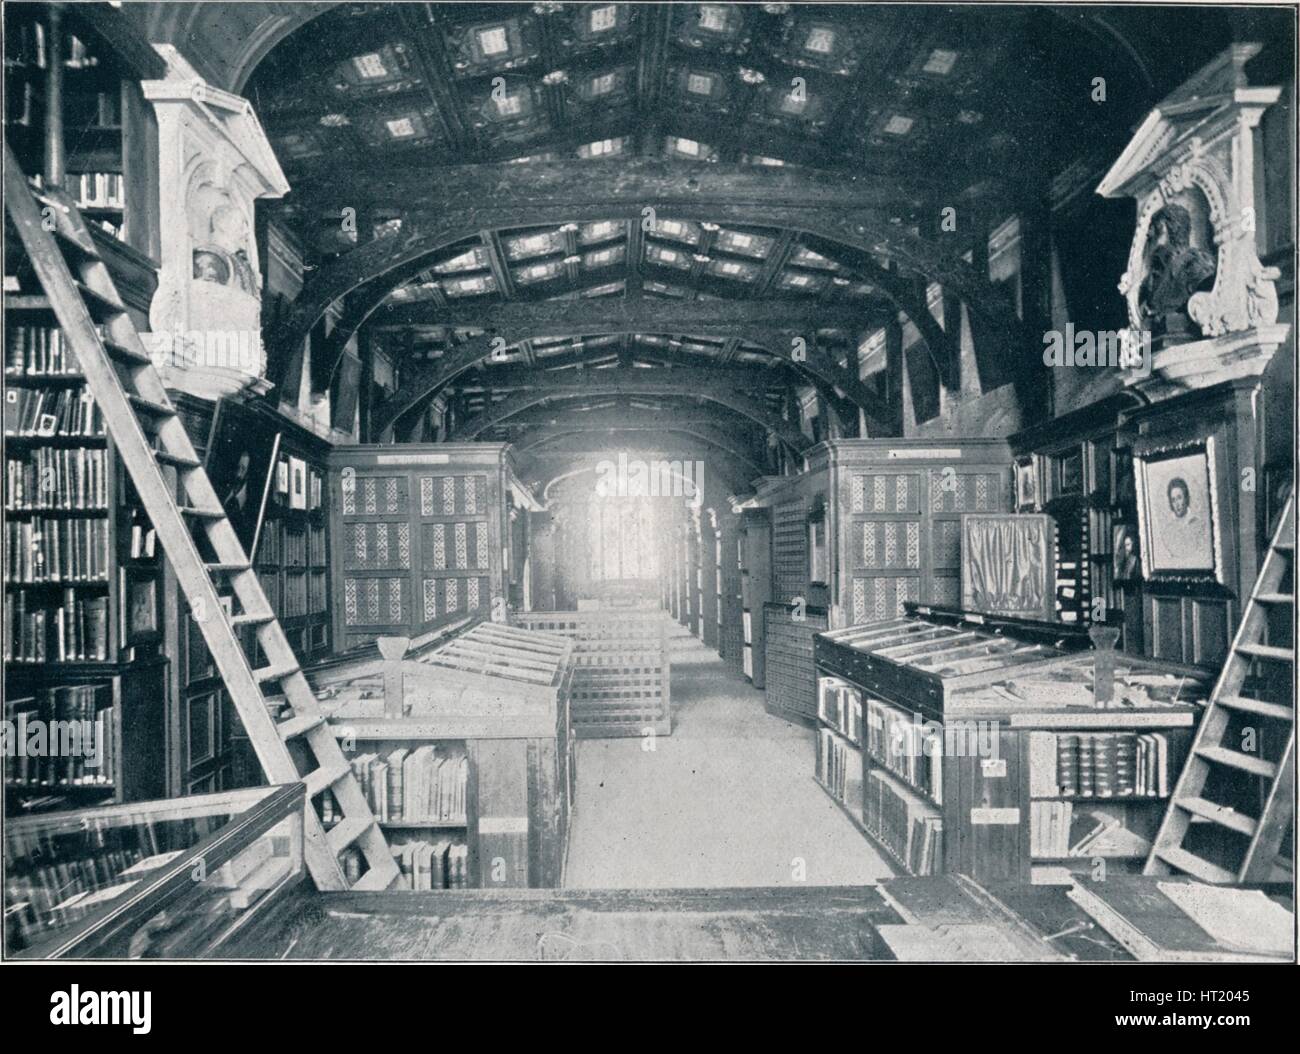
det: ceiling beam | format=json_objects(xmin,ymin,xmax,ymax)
[
  {"xmin": 373, "ymin": 293, "xmax": 873, "ymax": 333},
  {"xmin": 284, "ymin": 155, "xmax": 945, "ymax": 215},
  {"xmin": 454, "ymin": 364, "xmax": 788, "ymax": 392},
  {"xmin": 513, "ymin": 425, "xmax": 764, "ymax": 478},
  {"xmin": 447, "ymin": 379, "xmax": 811, "ymax": 453},
  {"xmin": 371, "ymin": 323, "xmax": 894, "ymax": 439}
]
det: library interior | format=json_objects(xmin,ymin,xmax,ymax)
[{"xmin": 1, "ymin": 1, "xmax": 1296, "ymax": 963}]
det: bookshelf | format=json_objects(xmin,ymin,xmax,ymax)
[
  {"xmin": 815, "ymin": 613, "xmax": 1208, "ymax": 883},
  {"xmin": 3, "ymin": 315, "xmax": 167, "ymax": 811}
]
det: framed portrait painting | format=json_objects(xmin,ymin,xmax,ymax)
[
  {"xmin": 204, "ymin": 399, "xmax": 281, "ymax": 559},
  {"xmin": 1134, "ymin": 438, "xmax": 1222, "ymax": 582}
]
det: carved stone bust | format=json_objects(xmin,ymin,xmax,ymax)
[{"xmin": 1138, "ymin": 203, "xmax": 1217, "ymax": 335}]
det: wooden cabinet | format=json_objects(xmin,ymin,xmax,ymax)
[{"xmin": 328, "ymin": 443, "xmax": 538, "ymax": 650}]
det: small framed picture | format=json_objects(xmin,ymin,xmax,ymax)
[
  {"xmin": 1086, "ymin": 442, "xmax": 1111, "ymax": 498},
  {"xmin": 309, "ymin": 469, "xmax": 322, "ymax": 510},
  {"xmin": 289, "ymin": 456, "xmax": 307, "ymax": 511},
  {"xmin": 276, "ymin": 456, "xmax": 289, "ymax": 495},
  {"xmin": 1111, "ymin": 447, "xmax": 1135, "ymax": 508},
  {"xmin": 1112, "ymin": 524, "xmax": 1141, "ymax": 581},
  {"xmin": 1014, "ymin": 457, "xmax": 1039, "ymax": 511},
  {"xmin": 1058, "ymin": 448, "xmax": 1084, "ymax": 496}
]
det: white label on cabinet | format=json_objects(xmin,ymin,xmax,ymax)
[
  {"xmin": 981, "ymin": 758, "xmax": 1007, "ymax": 778},
  {"xmin": 479, "ymin": 816, "xmax": 529, "ymax": 834},
  {"xmin": 375, "ymin": 453, "xmax": 451, "ymax": 464},
  {"xmin": 970, "ymin": 807, "xmax": 1020, "ymax": 825},
  {"xmin": 886, "ymin": 448, "xmax": 963, "ymax": 459}
]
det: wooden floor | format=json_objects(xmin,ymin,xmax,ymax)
[
  {"xmin": 224, "ymin": 885, "xmax": 902, "ymax": 960},
  {"xmin": 562, "ymin": 621, "xmax": 895, "ymax": 888}
]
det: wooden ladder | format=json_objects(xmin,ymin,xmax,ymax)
[
  {"xmin": 4, "ymin": 143, "xmax": 399, "ymax": 892},
  {"xmin": 1145, "ymin": 493, "xmax": 1295, "ymax": 884}
]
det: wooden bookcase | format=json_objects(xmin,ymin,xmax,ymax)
[
  {"xmin": 814, "ymin": 612, "xmax": 1209, "ymax": 883},
  {"xmin": 4, "ymin": 9, "xmax": 166, "ymax": 810},
  {"xmin": 328, "ymin": 443, "xmax": 537, "ymax": 650}
]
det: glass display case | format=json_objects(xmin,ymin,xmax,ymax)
[{"xmin": 4, "ymin": 783, "xmax": 304, "ymax": 958}]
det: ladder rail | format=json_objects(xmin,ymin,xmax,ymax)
[
  {"xmin": 4, "ymin": 145, "xmax": 397, "ymax": 891},
  {"xmin": 1145, "ymin": 493, "xmax": 1295, "ymax": 881}
]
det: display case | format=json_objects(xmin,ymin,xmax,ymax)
[
  {"xmin": 302, "ymin": 618, "xmax": 575, "ymax": 888},
  {"xmin": 4, "ymin": 782, "xmax": 304, "ymax": 958},
  {"xmin": 814, "ymin": 606, "xmax": 1211, "ymax": 883}
]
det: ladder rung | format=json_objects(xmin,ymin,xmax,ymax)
[
  {"xmin": 303, "ymin": 764, "xmax": 350, "ymax": 798},
  {"xmin": 205, "ymin": 562, "xmax": 251, "ymax": 574},
  {"xmin": 103, "ymin": 339, "xmax": 152, "ymax": 366},
  {"xmin": 230, "ymin": 611, "xmax": 275, "ymax": 628},
  {"xmin": 1196, "ymin": 745, "xmax": 1277, "ymax": 778},
  {"xmin": 253, "ymin": 662, "xmax": 300, "ymax": 684},
  {"xmin": 1256, "ymin": 593, "xmax": 1294, "ymax": 605},
  {"xmin": 1236, "ymin": 643, "xmax": 1294, "ymax": 663},
  {"xmin": 76, "ymin": 282, "xmax": 126, "ymax": 320},
  {"xmin": 1217, "ymin": 695, "xmax": 1293, "ymax": 721},
  {"xmin": 153, "ymin": 449, "xmax": 200, "ymax": 470},
  {"xmin": 1274, "ymin": 539, "xmax": 1294, "ymax": 552},
  {"xmin": 180, "ymin": 505, "xmax": 225, "ymax": 520},
  {"xmin": 326, "ymin": 815, "xmax": 375, "ymax": 856},
  {"xmin": 1155, "ymin": 847, "xmax": 1238, "ymax": 884},
  {"xmin": 51, "ymin": 224, "xmax": 99, "ymax": 260},
  {"xmin": 127, "ymin": 394, "xmax": 176, "ymax": 418},
  {"xmin": 351, "ymin": 865, "xmax": 398, "ymax": 892},
  {"xmin": 1175, "ymin": 796, "xmax": 1259, "ymax": 837},
  {"xmin": 277, "ymin": 713, "xmax": 324, "ymax": 741}
]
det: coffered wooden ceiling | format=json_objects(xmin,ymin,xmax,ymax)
[{"xmin": 228, "ymin": 2, "xmax": 1233, "ymax": 467}]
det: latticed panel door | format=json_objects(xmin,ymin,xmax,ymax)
[
  {"xmin": 846, "ymin": 471, "xmax": 924, "ymax": 625},
  {"xmin": 417, "ymin": 472, "xmax": 494, "ymax": 629},
  {"xmin": 339, "ymin": 474, "xmax": 412, "ymax": 650}
]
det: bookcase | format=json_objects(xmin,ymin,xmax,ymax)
[
  {"xmin": 305, "ymin": 619, "xmax": 574, "ymax": 888},
  {"xmin": 738, "ymin": 508, "xmax": 771, "ymax": 686},
  {"xmin": 814, "ymin": 611, "xmax": 1209, "ymax": 883},
  {"xmin": 4, "ymin": 227, "xmax": 165, "ymax": 813},
  {"xmin": 328, "ymin": 444, "xmax": 537, "ymax": 650}
]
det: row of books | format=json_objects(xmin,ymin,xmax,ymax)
[
  {"xmin": 5, "ymin": 448, "xmax": 109, "ymax": 510},
  {"xmin": 863, "ymin": 697, "xmax": 944, "ymax": 806},
  {"xmin": 817, "ymin": 677, "xmax": 862, "ymax": 744},
  {"xmin": 1029, "ymin": 802, "xmax": 1153, "ymax": 860},
  {"xmin": 815, "ymin": 726, "xmax": 861, "ymax": 806},
  {"xmin": 4, "ymin": 684, "xmax": 116, "ymax": 788},
  {"xmin": 863, "ymin": 769, "xmax": 944, "ymax": 877},
  {"xmin": 5, "ymin": 387, "xmax": 104, "ymax": 438},
  {"xmin": 5, "ymin": 516, "xmax": 110, "ymax": 583},
  {"xmin": 6, "ymin": 325, "xmax": 95, "ymax": 376},
  {"xmin": 1028, "ymin": 731, "xmax": 1174, "ymax": 799},
  {"xmin": 4, "ymin": 589, "xmax": 110, "ymax": 662},
  {"xmin": 349, "ymin": 748, "xmax": 469, "ymax": 823},
  {"xmin": 63, "ymin": 171, "xmax": 125, "ymax": 210},
  {"xmin": 5, "ymin": 848, "xmax": 150, "ymax": 947},
  {"xmin": 392, "ymin": 840, "xmax": 471, "ymax": 890}
]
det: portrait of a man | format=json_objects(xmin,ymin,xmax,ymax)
[
  {"xmin": 1136, "ymin": 444, "xmax": 1219, "ymax": 577},
  {"xmin": 1112, "ymin": 525, "xmax": 1140, "ymax": 581},
  {"xmin": 205, "ymin": 399, "xmax": 281, "ymax": 558}
]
